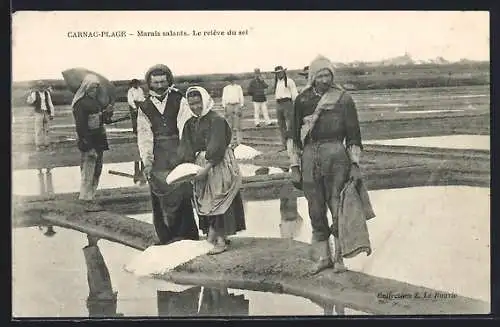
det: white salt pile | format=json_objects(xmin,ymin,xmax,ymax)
[
  {"xmin": 234, "ymin": 144, "xmax": 262, "ymax": 160},
  {"xmin": 123, "ymin": 240, "xmax": 213, "ymax": 277}
]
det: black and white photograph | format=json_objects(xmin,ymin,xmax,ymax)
[{"xmin": 11, "ymin": 10, "xmax": 490, "ymax": 317}]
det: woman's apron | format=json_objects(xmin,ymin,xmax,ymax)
[{"xmin": 192, "ymin": 148, "xmax": 242, "ymax": 216}]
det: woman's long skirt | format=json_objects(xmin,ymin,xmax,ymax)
[{"xmin": 194, "ymin": 148, "xmax": 246, "ymax": 236}]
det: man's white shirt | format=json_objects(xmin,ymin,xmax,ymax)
[
  {"xmin": 275, "ymin": 78, "xmax": 298, "ymax": 101},
  {"xmin": 27, "ymin": 90, "xmax": 55, "ymax": 116},
  {"xmin": 222, "ymin": 84, "xmax": 244, "ymax": 107},
  {"xmin": 127, "ymin": 87, "xmax": 146, "ymax": 109}
]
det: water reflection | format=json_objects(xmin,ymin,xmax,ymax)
[
  {"xmin": 12, "ymin": 227, "xmax": 357, "ymax": 317},
  {"xmin": 197, "ymin": 287, "xmax": 249, "ymax": 316},
  {"xmin": 363, "ymin": 134, "xmax": 489, "ymax": 150},
  {"xmin": 13, "ymin": 162, "xmax": 137, "ymax": 196},
  {"xmin": 157, "ymin": 286, "xmax": 250, "ymax": 317},
  {"xmin": 83, "ymin": 235, "xmax": 123, "ymax": 318},
  {"xmin": 13, "ymin": 162, "xmax": 282, "ymax": 196},
  {"xmin": 80, "ymin": 235, "xmax": 349, "ymax": 317},
  {"xmin": 157, "ymin": 286, "xmax": 202, "ymax": 317},
  {"xmin": 279, "ymin": 217, "xmax": 304, "ymax": 239},
  {"xmin": 37, "ymin": 168, "xmax": 54, "ymax": 198},
  {"xmin": 42, "ymin": 225, "xmax": 57, "ymax": 237},
  {"xmin": 318, "ymin": 302, "xmax": 345, "ymax": 315}
]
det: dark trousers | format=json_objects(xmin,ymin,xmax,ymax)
[
  {"xmin": 224, "ymin": 104, "xmax": 243, "ymax": 145},
  {"xmin": 301, "ymin": 141, "xmax": 351, "ymax": 242},
  {"xmin": 150, "ymin": 184, "xmax": 199, "ymax": 244},
  {"xmin": 276, "ymin": 99, "xmax": 294, "ymax": 148},
  {"xmin": 133, "ymin": 161, "xmax": 145, "ymax": 183},
  {"xmin": 129, "ymin": 105, "xmax": 138, "ymax": 134},
  {"xmin": 130, "ymin": 104, "xmax": 146, "ymax": 183}
]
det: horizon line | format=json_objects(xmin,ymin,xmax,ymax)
[{"xmin": 12, "ymin": 59, "xmax": 490, "ymax": 84}]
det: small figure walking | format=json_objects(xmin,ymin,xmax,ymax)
[
  {"xmin": 127, "ymin": 78, "xmax": 147, "ymax": 185},
  {"xmin": 272, "ymin": 65, "xmax": 298, "ymax": 151},
  {"xmin": 248, "ymin": 68, "xmax": 273, "ymax": 127},
  {"xmin": 222, "ymin": 75, "xmax": 245, "ymax": 146}
]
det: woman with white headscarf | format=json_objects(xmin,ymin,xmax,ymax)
[
  {"xmin": 178, "ymin": 86, "xmax": 246, "ymax": 255},
  {"xmin": 72, "ymin": 74, "xmax": 110, "ymax": 212}
]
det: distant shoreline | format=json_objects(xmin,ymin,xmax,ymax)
[
  {"xmin": 12, "ymin": 61, "xmax": 489, "ymax": 85},
  {"xmin": 12, "ymin": 62, "xmax": 490, "ymax": 107}
]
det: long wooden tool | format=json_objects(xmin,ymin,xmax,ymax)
[
  {"xmin": 108, "ymin": 170, "xmax": 135, "ymax": 178},
  {"xmin": 107, "ymin": 114, "xmax": 131, "ymax": 124}
]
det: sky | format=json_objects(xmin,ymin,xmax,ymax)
[{"xmin": 12, "ymin": 11, "xmax": 490, "ymax": 82}]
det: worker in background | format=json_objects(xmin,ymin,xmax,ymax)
[{"xmin": 127, "ymin": 78, "xmax": 147, "ymax": 185}]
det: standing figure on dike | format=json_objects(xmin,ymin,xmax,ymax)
[
  {"xmin": 71, "ymin": 74, "xmax": 111, "ymax": 212},
  {"xmin": 248, "ymin": 68, "xmax": 273, "ymax": 127},
  {"xmin": 221, "ymin": 75, "xmax": 245, "ymax": 147},
  {"xmin": 127, "ymin": 78, "xmax": 147, "ymax": 185},
  {"xmin": 289, "ymin": 55, "xmax": 366, "ymax": 274},
  {"xmin": 272, "ymin": 65, "xmax": 298, "ymax": 151},
  {"xmin": 136, "ymin": 64, "xmax": 199, "ymax": 245},
  {"xmin": 27, "ymin": 80, "xmax": 55, "ymax": 152},
  {"xmin": 178, "ymin": 86, "xmax": 246, "ymax": 255}
]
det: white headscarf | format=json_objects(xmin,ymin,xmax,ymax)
[
  {"xmin": 71, "ymin": 74, "xmax": 100, "ymax": 107},
  {"xmin": 185, "ymin": 86, "xmax": 214, "ymax": 117}
]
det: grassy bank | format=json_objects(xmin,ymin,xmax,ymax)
[{"xmin": 12, "ymin": 62, "xmax": 490, "ymax": 107}]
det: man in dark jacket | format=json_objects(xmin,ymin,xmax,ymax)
[
  {"xmin": 136, "ymin": 64, "xmax": 199, "ymax": 245},
  {"xmin": 289, "ymin": 55, "xmax": 363, "ymax": 275},
  {"xmin": 247, "ymin": 68, "xmax": 273, "ymax": 127}
]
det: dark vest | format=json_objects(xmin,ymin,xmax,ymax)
[
  {"xmin": 33, "ymin": 91, "xmax": 52, "ymax": 115},
  {"xmin": 138, "ymin": 91, "xmax": 183, "ymax": 172}
]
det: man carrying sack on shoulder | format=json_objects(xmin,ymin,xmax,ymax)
[{"xmin": 288, "ymin": 55, "xmax": 375, "ymax": 275}]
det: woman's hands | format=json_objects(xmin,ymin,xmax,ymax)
[
  {"xmin": 194, "ymin": 163, "xmax": 213, "ymax": 181},
  {"xmin": 350, "ymin": 163, "xmax": 362, "ymax": 181}
]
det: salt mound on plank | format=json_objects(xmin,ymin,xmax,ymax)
[
  {"xmin": 166, "ymin": 163, "xmax": 203, "ymax": 185},
  {"xmin": 124, "ymin": 240, "xmax": 213, "ymax": 277},
  {"xmin": 268, "ymin": 167, "xmax": 285, "ymax": 174},
  {"xmin": 234, "ymin": 144, "xmax": 262, "ymax": 160}
]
